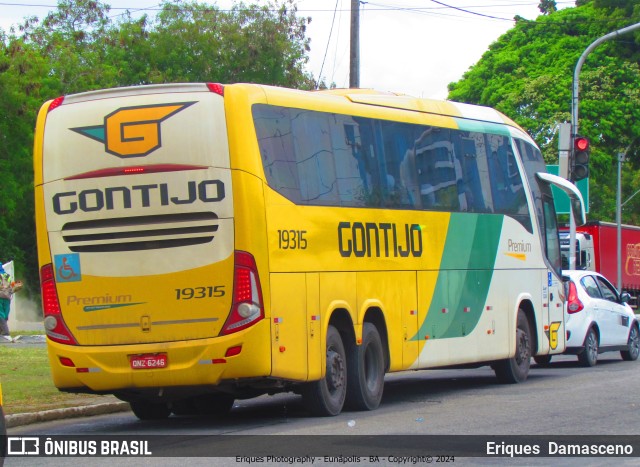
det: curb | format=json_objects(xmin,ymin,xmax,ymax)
[{"xmin": 6, "ymin": 402, "xmax": 131, "ymax": 428}]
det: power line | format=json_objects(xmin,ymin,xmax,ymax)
[
  {"xmin": 318, "ymin": 0, "xmax": 340, "ymax": 88},
  {"xmin": 2, "ymin": 1, "xmax": 638, "ymax": 27},
  {"xmin": 426, "ymin": 0, "xmax": 512, "ymax": 21},
  {"xmin": 0, "ymin": 1, "xmax": 568, "ymax": 15}
]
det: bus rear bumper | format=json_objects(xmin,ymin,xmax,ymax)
[{"xmin": 46, "ymin": 321, "xmax": 272, "ymax": 394}]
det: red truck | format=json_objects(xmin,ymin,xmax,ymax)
[{"xmin": 560, "ymin": 221, "xmax": 640, "ymax": 301}]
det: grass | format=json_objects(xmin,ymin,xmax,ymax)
[
  {"xmin": 9, "ymin": 330, "xmax": 42, "ymax": 337},
  {"xmin": 0, "ymin": 344, "xmax": 116, "ymax": 415}
]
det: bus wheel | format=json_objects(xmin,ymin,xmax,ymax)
[
  {"xmin": 301, "ymin": 325, "xmax": 347, "ymax": 416},
  {"xmin": 345, "ymin": 322, "xmax": 385, "ymax": 411},
  {"xmin": 130, "ymin": 400, "xmax": 171, "ymax": 420},
  {"xmin": 192, "ymin": 393, "xmax": 235, "ymax": 416},
  {"xmin": 170, "ymin": 398, "xmax": 197, "ymax": 416},
  {"xmin": 533, "ymin": 355, "xmax": 552, "ymax": 367},
  {"xmin": 494, "ymin": 309, "xmax": 531, "ymax": 384}
]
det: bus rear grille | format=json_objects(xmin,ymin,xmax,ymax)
[{"xmin": 61, "ymin": 212, "xmax": 219, "ymax": 252}]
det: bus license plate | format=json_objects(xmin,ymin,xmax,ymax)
[{"xmin": 130, "ymin": 354, "xmax": 167, "ymax": 369}]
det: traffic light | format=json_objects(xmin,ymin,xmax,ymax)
[{"xmin": 571, "ymin": 135, "xmax": 590, "ymax": 182}]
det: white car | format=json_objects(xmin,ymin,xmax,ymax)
[{"xmin": 535, "ymin": 270, "xmax": 639, "ymax": 367}]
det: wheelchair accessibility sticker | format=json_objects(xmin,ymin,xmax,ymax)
[{"xmin": 55, "ymin": 253, "xmax": 82, "ymax": 282}]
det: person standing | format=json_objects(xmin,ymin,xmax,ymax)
[{"xmin": 0, "ymin": 264, "xmax": 17, "ymax": 339}]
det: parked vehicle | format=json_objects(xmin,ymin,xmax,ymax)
[
  {"xmin": 33, "ymin": 83, "xmax": 585, "ymax": 419},
  {"xmin": 559, "ymin": 221, "xmax": 640, "ymax": 306},
  {"xmin": 535, "ymin": 270, "xmax": 639, "ymax": 367}
]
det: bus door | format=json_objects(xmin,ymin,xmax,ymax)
[
  {"xmin": 541, "ymin": 188, "xmax": 566, "ymax": 355},
  {"xmin": 544, "ymin": 270, "xmax": 565, "ymax": 354}
]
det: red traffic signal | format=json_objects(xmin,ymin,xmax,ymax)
[
  {"xmin": 571, "ymin": 136, "xmax": 590, "ymax": 182},
  {"xmin": 574, "ymin": 136, "xmax": 589, "ymax": 153}
]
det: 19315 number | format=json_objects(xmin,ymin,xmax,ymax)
[
  {"xmin": 175, "ymin": 286, "xmax": 225, "ymax": 300},
  {"xmin": 277, "ymin": 229, "xmax": 308, "ymax": 250}
]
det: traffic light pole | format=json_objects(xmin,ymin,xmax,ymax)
[
  {"xmin": 571, "ymin": 22, "xmax": 640, "ymax": 137},
  {"xmin": 617, "ymin": 151, "xmax": 625, "ymax": 290},
  {"xmin": 569, "ymin": 22, "xmax": 640, "ymax": 270}
]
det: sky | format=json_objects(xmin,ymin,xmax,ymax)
[{"xmin": 0, "ymin": 0, "xmax": 574, "ymax": 99}]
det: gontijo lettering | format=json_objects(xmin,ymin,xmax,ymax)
[
  {"xmin": 52, "ymin": 180, "xmax": 224, "ymax": 215},
  {"xmin": 338, "ymin": 222, "xmax": 423, "ymax": 258}
]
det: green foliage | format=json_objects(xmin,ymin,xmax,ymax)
[
  {"xmin": 539, "ymin": 1, "xmax": 558, "ymax": 15},
  {"xmin": 0, "ymin": 0, "xmax": 315, "ymax": 293},
  {"xmin": 448, "ymin": 0, "xmax": 640, "ymax": 224},
  {"xmin": 105, "ymin": 0, "xmax": 314, "ymax": 88}
]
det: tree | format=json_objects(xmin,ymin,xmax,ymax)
[
  {"xmin": 448, "ymin": 0, "xmax": 640, "ymax": 224},
  {"xmin": 106, "ymin": 0, "xmax": 314, "ymax": 88},
  {"xmin": 0, "ymin": 31, "xmax": 52, "ymax": 286},
  {"xmin": 0, "ymin": 0, "xmax": 316, "ymax": 294},
  {"xmin": 539, "ymin": 1, "xmax": 557, "ymax": 15}
]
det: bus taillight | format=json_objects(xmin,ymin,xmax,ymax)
[
  {"xmin": 40, "ymin": 264, "xmax": 78, "ymax": 345},
  {"xmin": 47, "ymin": 97, "xmax": 65, "ymax": 113},
  {"xmin": 220, "ymin": 251, "xmax": 264, "ymax": 335},
  {"xmin": 207, "ymin": 83, "xmax": 224, "ymax": 96}
]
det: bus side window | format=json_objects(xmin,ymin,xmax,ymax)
[
  {"xmin": 337, "ymin": 120, "xmax": 367, "ymax": 206},
  {"xmin": 380, "ymin": 123, "xmax": 413, "ymax": 208},
  {"xmin": 451, "ymin": 131, "xmax": 480, "ymax": 213},
  {"xmin": 414, "ymin": 128, "xmax": 459, "ymax": 211},
  {"xmin": 399, "ymin": 132, "xmax": 421, "ymax": 209},
  {"xmin": 253, "ymin": 105, "xmax": 302, "ymax": 204},
  {"xmin": 292, "ymin": 111, "xmax": 340, "ymax": 205}
]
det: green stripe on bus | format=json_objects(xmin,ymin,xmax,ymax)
[
  {"xmin": 454, "ymin": 118, "xmax": 511, "ymax": 137},
  {"xmin": 413, "ymin": 214, "xmax": 503, "ymax": 340}
]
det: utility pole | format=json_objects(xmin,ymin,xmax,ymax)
[
  {"xmin": 618, "ymin": 151, "xmax": 625, "ymax": 290},
  {"xmin": 349, "ymin": 0, "xmax": 360, "ymax": 88},
  {"xmin": 618, "ymin": 138, "xmax": 638, "ymax": 290}
]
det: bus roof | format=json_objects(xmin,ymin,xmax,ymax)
[
  {"xmin": 251, "ymin": 84, "xmax": 525, "ymax": 135},
  {"xmin": 52, "ymin": 82, "xmax": 529, "ymax": 142}
]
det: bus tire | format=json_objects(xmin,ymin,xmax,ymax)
[
  {"xmin": 170, "ymin": 398, "xmax": 198, "ymax": 416},
  {"xmin": 172, "ymin": 394, "xmax": 234, "ymax": 417},
  {"xmin": 621, "ymin": 324, "xmax": 640, "ymax": 361},
  {"xmin": 533, "ymin": 355, "xmax": 552, "ymax": 366},
  {"xmin": 192, "ymin": 393, "xmax": 235, "ymax": 416},
  {"xmin": 301, "ymin": 325, "xmax": 347, "ymax": 416},
  {"xmin": 494, "ymin": 309, "xmax": 531, "ymax": 384},
  {"xmin": 345, "ymin": 322, "xmax": 385, "ymax": 411},
  {"xmin": 130, "ymin": 400, "xmax": 171, "ymax": 420}
]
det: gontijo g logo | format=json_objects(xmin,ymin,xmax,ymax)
[{"xmin": 71, "ymin": 102, "xmax": 196, "ymax": 158}]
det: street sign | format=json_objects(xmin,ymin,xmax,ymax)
[{"xmin": 547, "ymin": 165, "xmax": 589, "ymax": 214}]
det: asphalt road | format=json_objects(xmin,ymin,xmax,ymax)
[{"xmin": 5, "ymin": 353, "xmax": 640, "ymax": 466}]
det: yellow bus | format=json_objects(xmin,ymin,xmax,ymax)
[{"xmin": 34, "ymin": 83, "xmax": 585, "ymax": 419}]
